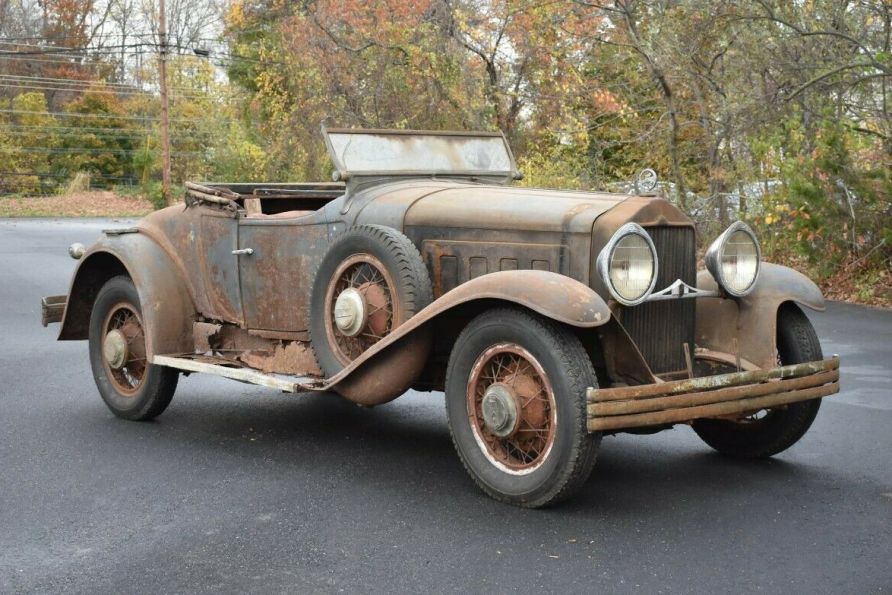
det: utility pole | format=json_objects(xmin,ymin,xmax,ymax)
[{"xmin": 158, "ymin": 0, "xmax": 172, "ymax": 205}]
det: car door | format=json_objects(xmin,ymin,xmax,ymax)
[
  {"xmin": 237, "ymin": 216, "xmax": 330, "ymax": 332},
  {"xmin": 198, "ymin": 210, "xmax": 244, "ymax": 324}
]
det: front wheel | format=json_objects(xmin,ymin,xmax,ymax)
[
  {"xmin": 692, "ymin": 303, "xmax": 823, "ymax": 458},
  {"xmin": 88, "ymin": 275, "xmax": 178, "ymax": 421},
  {"xmin": 445, "ymin": 308, "xmax": 600, "ymax": 508}
]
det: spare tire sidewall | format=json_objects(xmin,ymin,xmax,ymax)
[{"xmin": 310, "ymin": 225, "xmax": 432, "ymax": 379}]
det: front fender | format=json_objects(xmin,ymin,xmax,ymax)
[
  {"xmin": 322, "ymin": 270, "xmax": 611, "ymax": 403},
  {"xmin": 59, "ymin": 232, "xmax": 196, "ymax": 358},
  {"xmin": 696, "ymin": 262, "xmax": 825, "ymax": 370}
]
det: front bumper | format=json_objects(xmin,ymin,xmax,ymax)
[{"xmin": 587, "ymin": 356, "xmax": 839, "ymax": 432}]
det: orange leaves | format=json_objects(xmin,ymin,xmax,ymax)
[
  {"xmin": 42, "ymin": 0, "xmax": 94, "ymax": 48},
  {"xmin": 591, "ymin": 88, "xmax": 623, "ymax": 114}
]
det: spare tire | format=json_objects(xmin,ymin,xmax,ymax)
[{"xmin": 310, "ymin": 225, "xmax": 433, "ymax": 399}]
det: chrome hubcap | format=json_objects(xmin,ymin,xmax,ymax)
[
  {"xmin": 333, "ymin": 288, "xmax": 367, "ymax": 337},
  {"xmin": 481, "ymin": 383, "xmax": 520, "ymax": 438},
  {"xmin": 103, "ymin": 329, "xmax": 129, "ymax": 370}
]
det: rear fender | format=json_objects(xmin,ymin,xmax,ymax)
[
  {"xmin": 696, "ymin": 262, "xmax": 825, "ymax": 370},
  {"xmin": 59, "ymin": 232, "xmax": 196, "ymax": 358},
  {"xmin": 322, "ymin": 270, "xmax": 611, "ymax": 403}
]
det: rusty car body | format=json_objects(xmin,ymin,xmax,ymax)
[{"xmin": 42, "ymin": 127, "xmax": 839, "ymax": 507}]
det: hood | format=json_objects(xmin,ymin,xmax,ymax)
[
  {"xmin": 404, "ymin": 183, "xmax": 632, "ymax": 234},
  {"xmin": 351, "ymin": 179, "xmax": 690, "ymax": 235}
]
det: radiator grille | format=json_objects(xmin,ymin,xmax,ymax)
[{"xmin": 620, "ymin": 226, "xmax": 697, "ymax": 375}]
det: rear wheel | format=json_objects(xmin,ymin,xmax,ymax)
[
  {"xmin": 693, "ymin": 303, "xmax": 822, "ymax": 458},
  {"xmin": 88, "ymin": 276, "xmax": 178, "ymax": 421},
  {"xmin": 445, "ymin": 308, "xmax": 600, "ymax": 508}
]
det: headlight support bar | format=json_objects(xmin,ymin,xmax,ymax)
[{"xmin": 643, "ymin": 278, "xmax": 719, "ymax": 302}]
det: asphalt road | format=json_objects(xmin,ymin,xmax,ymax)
[{"xmin": 1, "ymin": 218, "xmax": 890, "ymax": 594}]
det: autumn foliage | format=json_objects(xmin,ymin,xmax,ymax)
[{"xmin": 1, "ymin": 0, "xmax": 890, "ymax": 302}]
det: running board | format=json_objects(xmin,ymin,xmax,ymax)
[{"xmin": 153, "ymin": 355, "xmax": 323, "ymax": 393}]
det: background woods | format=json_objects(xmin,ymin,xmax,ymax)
[{"xmin": 1, "ymin": 0, "xmax": 890, "ymax": 302}]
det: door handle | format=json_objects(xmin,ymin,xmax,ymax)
[{"xmin": 232, "ymin": 248, "xmax": 254, "ymax": 256}]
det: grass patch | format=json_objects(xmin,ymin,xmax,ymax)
[{"xmin": 0, "ymin": 191, "xmax": 155, "ymax": 218}]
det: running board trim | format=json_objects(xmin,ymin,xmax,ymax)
[{"xmin": 153, "ymin": 355, "xmax": 320, "ymax": 393}]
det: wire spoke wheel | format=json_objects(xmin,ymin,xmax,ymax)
[
  {"xmin": 324, "ymin": 253, "xmax": 399, "ymax": 365},
  {"xmin": 466, "ymin": 343, "xmax": 557, "ymax": 474},
  {"xmin": 101, "ymin": 302, "xmax": 147, "ymax": 396},
  {"xmin": 446, "ymin": 308, "xmax": 600, "ymax": 507},
  {"xmin": 88, "ymin": 276, "xmax": 178, "ymax": 421}
]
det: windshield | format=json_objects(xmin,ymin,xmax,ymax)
[{"xmin": 324, "ymin": 129, "xmax": 517, "ymax": 178}]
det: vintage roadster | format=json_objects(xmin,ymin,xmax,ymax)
[{"xmin": 42, "ymin": 128, "xmax": 839, "ymax": 507}]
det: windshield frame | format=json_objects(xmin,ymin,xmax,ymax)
[{"xmin": 321, "ymin": 127, "xmax": 521, "ymax": 182}]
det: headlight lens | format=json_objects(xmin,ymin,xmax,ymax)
[
  {"xmin": 598, "ymin": 223, "xmax": 658, "ymax": 305},
  {"xmin": 706, "ymin": 222, "xmax": 761, "ymax": 296}
]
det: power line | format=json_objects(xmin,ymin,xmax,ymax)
[
  {"xmin": 0, "ymin": 32, "xmax": 160, "ymax": 42},
  {"xmin": 0, "ymin": 82, "xmax": 200, "ymax": 99},
  {"xmin": 2, "ymin": 132, "xmax": 207, "ymax": 145},
  {"xmin": 0, "ymin": 74, "xmax": 206, "ymax": 93},
  {"xmin": 0, "ymin": 81, "xmax": 204, "ymax": 99},
  {"xmin": 0, "ymin": 43, "xmax": 149, "ymax": 56},
  {"xmin": 3, "ymin": 124, "xmax": 152, "ymax": 133},
  {"xmin": 0, "ymin": 171, "xmax": 140, "ymax": 180},
  {"xmin": 0, "ymin": 82, "xmax": 146, "ymax": 95},
  {"xmin": 0, "ymin": 34, "xmax": 162, "ymax": 49},
  {"xmin": 0, "ymin": 40, "xmax": 90, "ymax": 50},
  {"xmin": 1, "ymin": 41, "xmax": 283, "ymax": 66},
  {"xmin": 0, "ymin": 55, "xmax": 110, "ymax": 66},
  {"xmin": 10, "ymin": 147, "xmax": 205, "ymax": 155},
  {"xmin": 0, "ymin": 108, "xmax": 203, "ymax": 123},
  {"xmin": 2, "ymin": 124, "xmax": 212, "ymax": 136}
]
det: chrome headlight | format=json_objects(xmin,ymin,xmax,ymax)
[
  {"xmin": 597, "ymin": 223, "xmax": 658, "ymax": 306},
  {"xmin": 705, "ymin": 221, "xmax": 761, "ymax": 297}
]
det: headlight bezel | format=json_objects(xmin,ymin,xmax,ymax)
[
  {"xmin": 597, "ymin": 222, "xmax": 659, "ymax": 306},
  {"xmin": 705, "ymin": 221, "xmax": 761, "ymax": 297}
]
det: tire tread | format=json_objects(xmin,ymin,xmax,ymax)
[
  {"xmin": 89, "ymin": 275, "xmax": 178, "ymax": 421},
  {"xmin": 446, "ymin": 307, "xmax": 600, "ymax": 508}
]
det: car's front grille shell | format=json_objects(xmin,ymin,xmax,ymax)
[{"xmin": 619, "ymin": 226, "xmax": 697, "ymax": 375}]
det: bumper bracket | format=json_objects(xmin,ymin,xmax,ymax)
[{"xmin": 41, "ymin": 295, "xmax": 66, "ymax": 327}]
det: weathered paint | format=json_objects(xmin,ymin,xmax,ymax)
[
  {"xmin": 45, "ymin": 133, "xmax": 835, "ymax": 424},
  {"xmin": 52, "ymin": 186, "xmax": 723, "ymax": 401},
  {"xmin": 315, "ymin": 270, "xmax": 612, "ymax": 403},
  {"xmin": 57, "ymin": 231, "xmax": 195, "ymax": 358},
  {"xmin": 238, "ymin": 219, "xmax": 329, "ymax": 331},
  {"xmin": 199, "ymin": 213, "xmax": 243, "ymax": 324},
  {"xmin": 696, "ymin": 263, "xmax": 827, "ymax": 370},
  {"xmin": 403, "ymin": 185, "xmax": 633, "ymax": 234}
]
